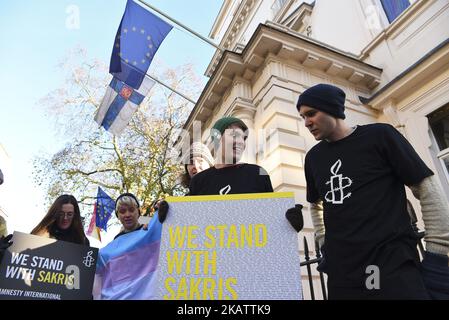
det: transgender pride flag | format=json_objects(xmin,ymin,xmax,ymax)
[{"xmin": 92, "ymin": 213, "xmax": 162, "ymax": 300}]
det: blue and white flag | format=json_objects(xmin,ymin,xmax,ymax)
[
  {"xmin": 95, "ymin": 76, "xmax": 155, "ymax": 136},
  {"xmin": 110, "ymin": 0, "xmax": 172, "ymax": 89}
]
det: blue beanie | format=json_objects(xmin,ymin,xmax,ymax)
[{"xmin": 296, "ymin": 84, "xmax": 346, "ymax": 119}]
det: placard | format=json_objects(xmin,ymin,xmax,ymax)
[
  {"xmin": 0, "ymin": 231, "xmax": 98, "ymax": 300},
  {"xmin": 155, "ymin": 192, "xmax": 302, "ymax": 300}
]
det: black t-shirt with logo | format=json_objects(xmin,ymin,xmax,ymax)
[
  {"xmin": 304, "ymin": 123, "xmax": 433, "ymax": 287},
  {"xmin": 189, "ymin": 163, "xmax": 274, "ymax": 195}
]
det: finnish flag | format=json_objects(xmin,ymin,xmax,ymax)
[{"xmin": 95, "ymin": 76, "xmax": 155, "ymax": 136}]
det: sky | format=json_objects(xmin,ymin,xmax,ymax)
[{"xmin": 0, "ymin": 0, "xmax": 223, "ymax": 247}]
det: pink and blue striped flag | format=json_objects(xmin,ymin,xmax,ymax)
[{"xmin": 93, "ymin": 213, "xmax": 162, "ymax": 300}]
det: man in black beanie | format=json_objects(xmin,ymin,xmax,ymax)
[
  {"xmin": 297, "ymin": 83, "xmax": 449, "ymax": 299},
  {"xmin": 296, "ymin": 83, "xmax": 348, "ymax": 141}
]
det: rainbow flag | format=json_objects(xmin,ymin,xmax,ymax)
[
  {"xmin": 87, "ymin": 202, "xmax": 102, "ymax": 242},
  {"xmin": 93, "ymin": 213, "xmax": 162, "ymax": 299}
]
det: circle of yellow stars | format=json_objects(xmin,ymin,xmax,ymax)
[{"xmin": 116, "ymin": 26, "xmax": 154, "ymax": 66}]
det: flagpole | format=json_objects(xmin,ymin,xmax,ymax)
[
  {"xmin": 145, "ymin": 74, "xmax": 196, "ymax": 105},
  {"xmin": 136, "ymin": 0, "xmax": 224, "ymax": 52}
]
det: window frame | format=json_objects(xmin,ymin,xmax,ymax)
[{"xmin": 379, "ymin": 0, "xmax": 412, "ymax": 23}]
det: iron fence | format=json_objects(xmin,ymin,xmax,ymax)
[{"xmin": 300, "ymin": 205, "xmax": 426, "ymax": 300}]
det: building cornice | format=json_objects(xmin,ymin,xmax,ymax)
[
  {"xmin": 360, "ymin": 0, "xmax": 433, "ymax": 60},
  {"xmin": 278, "ymin": 2, "xmax": 313, "ymax": 34},
  {"xmin": 209, "ymin": 0, "xmax": 234, "ymax": 39},
  {"xmin": 181, "ymin": 22, "xmax": 382, "ymax": 146},
  {"xmin": 206, "ymin": 0, "xmax": 260, "ymax": 77},
  {"xmin": 261, "ymin": 22, "xmax": 382, "ymax": 87},
  {"xmin": 360, "ymin": 38, "xmax": 449, "ymax": 109}
]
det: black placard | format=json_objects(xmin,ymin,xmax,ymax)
[{"xmin": 0, "ymin": 231, "xmax": 97, "ymax": 300}]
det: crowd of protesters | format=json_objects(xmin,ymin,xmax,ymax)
[{"xmin": 0, "ymin": 84, "xmax": 448, "ymax": 300}]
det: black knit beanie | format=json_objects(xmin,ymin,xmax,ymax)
[
  {"xmin": 115, "ymin": 193, "xmax": 140, "ymax": 217},
  {"xmin": 296, "ymin": 84, "xmax": 346, "ymax": 119}
]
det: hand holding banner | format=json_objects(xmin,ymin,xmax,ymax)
[
  {"xmin": 0, "ymin": 232, "xmax": 98, "ymax": 300},
  {"xmin": 156, "ymin": 192, "xmax": 303, "ymax": 300}
]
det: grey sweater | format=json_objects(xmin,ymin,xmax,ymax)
[{"xmin": 310, "ymin": 175, "xmax": 449, "ymax": 255}]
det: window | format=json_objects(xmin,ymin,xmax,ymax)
[
  {"xmin": 428, "ymin": 104, "xmax": 449, "ymax": 186},
  {"xmin": 380, "ymin": 0, "xmax": 411, "ymax": 23},
  {"xmin": 271, "ymin": 0, "xmax": 288, "ymax": 17}
]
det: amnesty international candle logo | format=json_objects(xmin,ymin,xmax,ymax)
[
  {"xmin": 219, "ymin": 185, "xmax": 231, "ymax": 195},
  {"xmin": 0, "ymin": 232, "xmax": 98, "ymax": 300},
  {"xmin": 156, "ymin": 193, "xmax": 302, "ymax": 300},
  {"xmin": 82, "ymin": 251, "xmax": 95, "ymax": 268},
  {"xmin": 325, "ymin": 159, "xmax": 352, "ymax": 204}
]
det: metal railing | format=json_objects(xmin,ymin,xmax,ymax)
[
  {"xmin": 300, "ymin": 237, "xmax": 327, "ymax": 300},
  {"xmin": 300, "ymin": 205, "xmax": 426, "ymax": 300}
]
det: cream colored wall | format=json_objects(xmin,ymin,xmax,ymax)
[
  {"xmin": 364, "ymin": 0, "xmax": 449, "ymax": 85},
  {"xmin": 217, "ymin": 58, "xmax": 378, "ymax": 299},
  {"xmin": 239, "ymin": 0, "xmax": 316, "ymax": 48},
  {"xmin": 379, "ymin": 68, "xmax": 449, "ymax": 228},
  {"xmin": 281, "ymin": 0, "xmax": 306, "ymax": 20},
  {"xmin": 309, "ymin": 0, "xmax": 376, "ymax": 55},
  {"xmin": 212, "ymin": 1, "xmax": 449, "ymax": 87},
  {"xmin": 211, "ymin": 0, "xmax": 243, "ymax": 43},
  {"xmin": 200, "ymin": 45, "xmax": 448, "ymax": 300},
  {"xmin": 238, "ymin": 0, "xmax": 273, "ymax": 46},
  {"xmin": 213, "ymin": 0, "xmax": 315, "ymax": 51},
  {"xmin": 202, "ymin": 0, "xmax": 449, "ymax": 300}
]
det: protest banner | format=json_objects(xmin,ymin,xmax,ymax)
[
  {"xmin": 155, "ymin": 192, "xmax": 302, "ymax": 300},
  {"xmin": 0, "ymin": 231, "xmax": 98, "ymax": 300}
]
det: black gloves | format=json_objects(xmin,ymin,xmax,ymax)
[
  {"xmin": 316, "ymin": 243, "xmax": 328, "ymax": 274},
  {"xmin": 157, "ymin": 201, "xmax": 169, "ymax": 223},
  {"xmin": 0, "ymin": 234, "xmax": 13, "ymax": 263},
  {"xmin": 421, "ymin": 251, "xmax": 449, "ymax": 300},
  {"xmin": 285, "ymin": 204, "xmax": 304, "ymax": 233}
]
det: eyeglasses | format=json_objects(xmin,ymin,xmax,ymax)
[{"xmin": 57, "ymin": 212, "xmax": 74, "ymax": 219}]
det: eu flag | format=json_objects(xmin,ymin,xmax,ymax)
[
  {"xmin": 110, "ymin": 0, "xmax": 172, "ymax": 89},
  {"xmin": 95, "ymin": 187, "xmax": 115, "ymax": 231}
]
